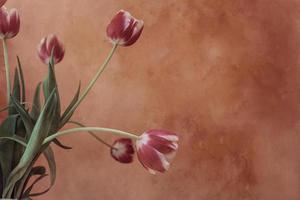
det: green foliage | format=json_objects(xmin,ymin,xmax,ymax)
[{"xmin": 0, "ymin": 56, "xmax": 81, "ymax": 198}]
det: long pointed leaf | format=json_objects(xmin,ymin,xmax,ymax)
[
  {"xmin": 52, "ymin": 138, "xmax": 72, "ymax": 150},
  {"xmin": 9, "ymin": 68, "xmax": 21, "ymax": 115},
  {"xmin": 16, "ymin": 56, "xmax": 26, "ymax": 103},
  {"xmin": 3, "ymin": 89, "xmax": 57, "ymax": 198},
  {"xmin": 0, "ymin": 115, "xmax": 18, "ymax": 192},
  {"xmin": 30, "ymin": 83, "xmax": 42, "ymax": 121},
  {"xmin": 10, "ymin": 96, "xmax": 34, "ymax": 137},
  {"xmin": 41, "ymin": 146, "xmax": 56, "ymax": 192},
  {"xmin": 60, "ymin": 82, "xmax": 81, "ymax": 127}
]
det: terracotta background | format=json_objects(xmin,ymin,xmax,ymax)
[{"xmin": 0, "ymin": 0, "xmax": 300, "ymax": 199}]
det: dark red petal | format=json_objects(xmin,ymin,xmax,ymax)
[
  {"xmin": 6, "ymin": 9, "xmax": 20, "ymax": 38},
  {"xmin": 137, "ymin": 144, "xmax": 168, "ymax": 173},
  {"xmin": 110, "ymin": 138, "xmax": 135, "ymax": 164},
  {"xmin": 0, "ymin": 8, "xmax": 8, "ymax": 36},
  {"xmin": 106, "ymin": 10, "xmax": 133, "ymax": 41},
  {"xmin": 123, "ymin": 20, "xmax": 144, "ymax": 46},
  {"xmin": 147, "ymin": 129, "xmax": 179, "ymax": 141},
  {"xmin": 38, "ymin": 38, "xmax": 49, "ymax": 64},
  {"xmin": 0, "ymin": 0, "xmax": 6, "ymax": 7},
  {"xmin": 147, "ymin": 134, "xmax": 177, "ymax": 154}
]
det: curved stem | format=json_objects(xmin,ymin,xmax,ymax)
[
  {"xmin": 61, "ymin": 44, "xmax": 118, "ymax": 125},
  {"xmin": 2, "ymin": 39, "xmax": 11, "ymax": 104},
  {"xmin": 44, "ymin": 127, "xmax": 139, "ymax": 145},
  {"xmin": 68, "ymin": 121, "xmax": 114, "ymax": 149}
]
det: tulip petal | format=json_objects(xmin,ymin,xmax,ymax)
[
  {"xmin": 0, "ymin": 0, "xmax": 6, "ymax": 7},
  {"xmin": 147, "ymin": 134, "xmax": 178, "ymax": 154},
  {"xmin": 6, "ymin": 9, "xmax": 20, "ymax": 38},
  {"xmin": 106, "ymin": 10, "xmax": 143, "ymax": 46},
  {"xmin": 147, "ymin": 129, "xmax": 179, "ymax": 142},
  {"xmin": 111, "ymin": 138, "xmax": 134, "ymax": 164},
  {"xmin": 137, "ymin": 144, "xmax": 170, "ymax": 173},
  {"xmin": 124, "ymin": 20, "xmax": 144, "ymax": 46}
]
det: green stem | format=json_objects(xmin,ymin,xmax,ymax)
[
  {"xmin": 68, "ymin": 121, "xmax": 114, "ymax": 149},
  {"xmin": 2, "ymin": 39, "xmax": 11, "ymax": 104},
  {"xmin": 61, "ymin": 44, "xmax": 118, "ymax": 125},
  {"xmin": 44, "ymin": 127, "xmax": 139, "ymax": 145}
]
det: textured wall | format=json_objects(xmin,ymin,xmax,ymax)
[{"xmin": 1, "ymin": 0, "xmax": 300, "ymax": 199}]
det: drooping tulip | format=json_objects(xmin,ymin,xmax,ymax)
[
  {"xmin": 0, "ymin": 7, "xmax": 20, "ymax": 39},
  {"xmin": 37, "ymin": 34, "xmax": 65, "ymax": 65},
  {"xmin": 0, "ymin": 0, "xmax": 6, "ymax": 7},
  {"xmin": 111, "ymin": 138, "xmax": 135, "ymax": 163},
  {"xmin": 136, "ymin": 130, "xmax": 178, "ymax": 174},
  {"xmin": 106, "ymin": 10, "xmax": 143, "ymax": 46}
]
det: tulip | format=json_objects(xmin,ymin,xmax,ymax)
[
  {"xmin": 136, "ymin": 130, "xmax": 178, "ymax": 174},
  {"xmin": 38, "ymin": 34, "xmax": 65, "ymax": 65},
  {"xmin": 111, "ymin": 138, "xmax": 135, "ymax": 163},
  {"xmin": 0, "ymin": 7, "xmax": 20, "ymax": 39},
  {"xmin": 0, "ymin": 0, "xmax": 6, "ymax": 7},
  {"xmin": 106, "ymin": 10, "xmax": 143, "ymax": 46}
]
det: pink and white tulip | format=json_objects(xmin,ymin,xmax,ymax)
[
  {"xmin": 111, "ymin": 138, "xmax": 135, "ymax": 163},
  {"xmin": 136, "ymin": 130, "xmax": 178, "ymax": 174},
  {"xmin": 38, "ymin": 34, "xmax": 65, "ymax": 65},
  {"xmin": 0, "ymin": 0, "xmax": 6, "ymax": 7},
  {"xmin": 106, "ymin": 10, "xmax": 143, "ymax": 46},
  {"xmin": 0, "ymin": 7, "xmax": 20, "ymax": 39}
]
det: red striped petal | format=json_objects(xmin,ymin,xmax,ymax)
[{"xmin": 137, "ymin": 144, "xmax": 169, "ymax": 173}]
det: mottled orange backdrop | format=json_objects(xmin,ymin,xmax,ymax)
[{"xmin": 0, "ymin": 0, "xmax": 300, "ymax": 200}]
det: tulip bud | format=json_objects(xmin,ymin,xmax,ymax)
[
  {"xmin": 111, "ymin": 138, "xmax": 135, "ymax": 163},
  {"xmin": 136, "ymin": 130, "xmax": 178, "ymax": 174},
  {"xmin": 106, "ymin": 10, "xmax": 143, "ymax": 46},
  {"xmin": 0, "ymin": 0, "xmax": 7, "ymax": 7},
  {"xmin": 37, "ymin": 34, "xmax": 65, "ymax": 65},
  {"xmin": 0, "ymin": 7, "xmax": 20, "ymax": 39}
]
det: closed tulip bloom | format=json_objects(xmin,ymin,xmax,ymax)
[
  {"xmin": 106, "ymin": 10, "xmax": 143, "ymax": 46},
  {"xmin": 111, "ymin": 138, "xmax": 135, "ymax": 163},
  {"xmin": 38, "ymin": 34, "xmax": 65, "ymax": 65},
  {"xmin": 136, "ymin": 130, "xmax": 178, "ymax": 174},
  {"xmin": 0, "ymin": 7, "xmax": 20, "ymax": 39},
  {"xmin": 0, "ymin": 0, "xmax": 6, "ymax": 7}
]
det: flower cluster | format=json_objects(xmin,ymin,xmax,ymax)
[{"xmin": 0, "ymin": 1, "xmax": 179, "ymax": 199}]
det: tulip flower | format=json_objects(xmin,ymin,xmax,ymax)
[
  {"xmin": 136, "ymin": 130, "xmax": 178, "ymax": 174},
  {"xmin": 106, "ymin": 10, "xmax": 143, "ymax": 46},
  {"xmin": 37, "ymin": 34, "xmax": 65, "ymax": 65},
  {"xmin": 111, "ymin": 138, "xmax": 135, "ymax": 163},
  {"xmin": 0, "ymin": 7, "xmax": 20, "ymax": 39},
  {"xmin": 0, "ymin": 0, "xmax": 6, "ymax": 7}
]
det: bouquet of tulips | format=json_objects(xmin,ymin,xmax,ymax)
[{"xmin": 0, "ymin": 1, "xmax": 178, "ymax": 199}]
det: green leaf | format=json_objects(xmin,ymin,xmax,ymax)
[
  {"xmin": 30, "ymin": 83, "xmax": 42, "ymax": 122},
  {"xmin": 10, "ymin": 95, "xmax": 34, "ymax": 138},
  {"xmin": 43, "ymin": 62, "xmax": 61, "ymax": 135},
  {"xmin": 60, "ymin": 81, "xmax": 81, "ymax": 128},
  {"xmin": 52, "ymin": 138, "xmax": 72, "ymax": 150},
  {"xmin": 17, "ymin": 56, "xmax": 26, "ymax": 103},
  {"xmin": 42, "ymin": 146, "xmax": 56, "ymax": 190},
  {"xmin": 29, "ymin": 166, "xmax": 46, "ymax": 176},
  {"xmin": 0, "ymin": 115, "xmax": 19, "ymax": 193},
  {"xmin": 3, "ymin": 89, "xmax": 57, "ymax": 198},
  {"xmin": 24, "ymin": 174, "xmax": 48, "ymax": 197},
  {"xmin": 9, "ymin": 68, "xmax": 21, "ymax": 115}
]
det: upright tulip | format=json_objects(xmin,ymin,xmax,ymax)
[
  {"xmin": 111, "ymin": 138, "xmax": 135, "ymax": 163},
  {"xmin": 0, "ymin": 7, "xmax": 20, "ymax": 39},
  {"xmin": 106, "ymin": 10, "xmax": 143, "ymax": 46},
  {"xmin": 0, "ymin": 0, "xmax": 6, "ymax": 7},
  {"xmin": 38, "ymin": 34, "xmax": 65, "ymax": 65},
  {"xmin": 136, "ymin": 130, "xmax": 178, "ymax": 174}
]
